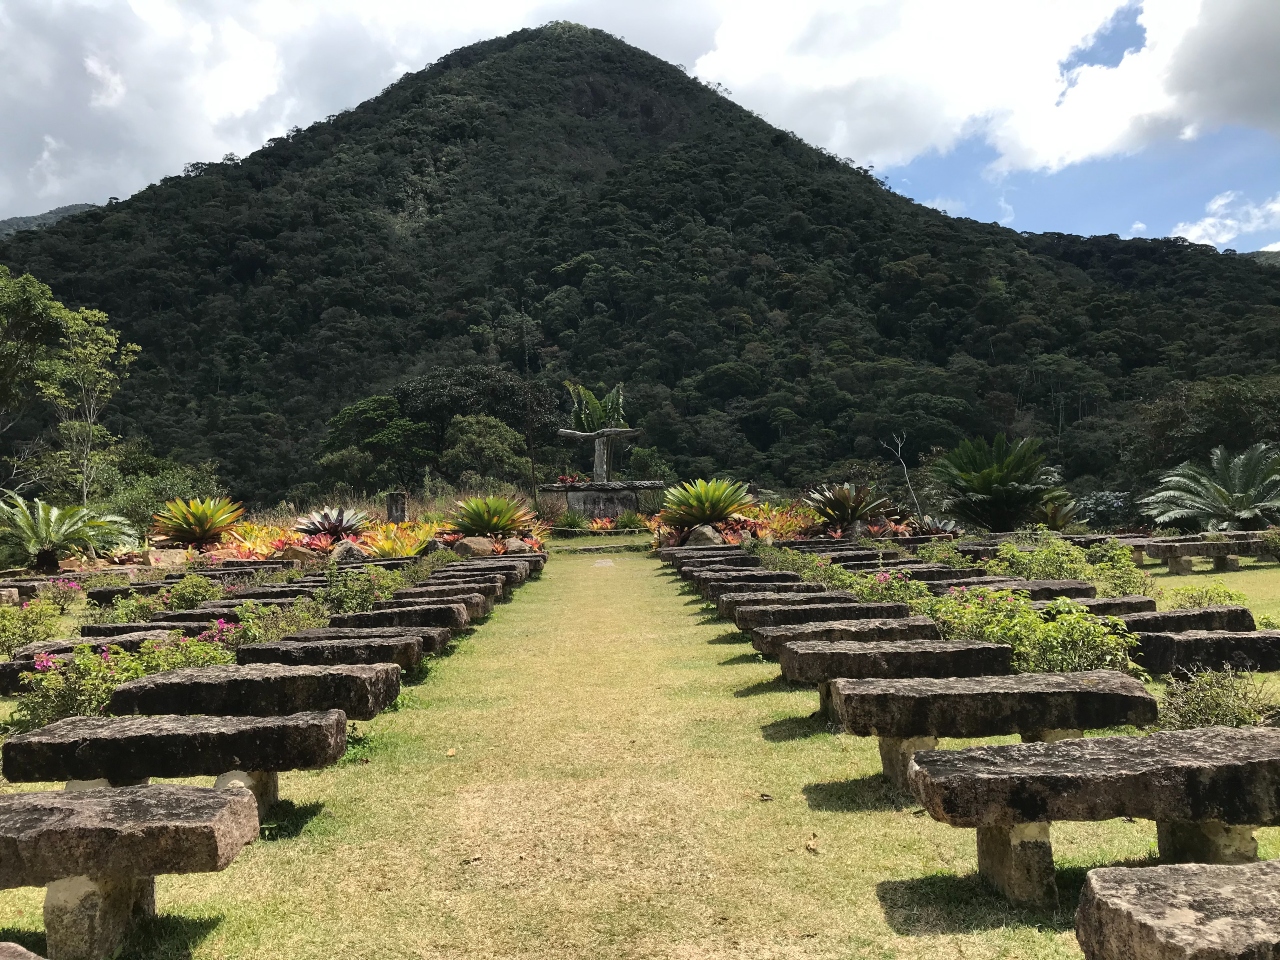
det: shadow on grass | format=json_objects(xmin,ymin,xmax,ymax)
[
  {"xmin": 803, "ymin": 776, "xmax": 903, "ymax": 812},
  {"xmin": 708, "ymin": 629, "xmax": 748, "ymax": 645},
  {"xmin": 121, "ymin": 914, "xmax": 222, "ymax": 959},
  {"xmin": 720, "ymin": 652, "xmax": 762, "ymax": 666},
  {"xmin": 733, "ymin": 675, "xmax": 802, "ymax": 697},
  {"xmin": 761, "ymin": 713, "xmax": 828, "ymax": 742},
  {"xmin": 260, "ymin": 800, "xmax": 324, "ymax": 841},
  {"xmin": 0, "ymin": 929, "xmax": 44, "ymax": 957}
]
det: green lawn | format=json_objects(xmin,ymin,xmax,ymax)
[
  {"xmin": 0, "ymin": 553, "xmax": 1275, "ymax": 959},
  {"xmin": 1146, "ymin": 554, "xmax": 1280, "ymax": 621}
]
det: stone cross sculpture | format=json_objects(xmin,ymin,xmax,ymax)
[{"xmin": 557, "ymin": 427, "xmax": 642, "ymax": 482}]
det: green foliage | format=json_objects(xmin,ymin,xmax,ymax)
[
  {"xmin": 747, "ymin": 543, "xmax": 932, "ymax": 605},
  {"xmin": 0, "ymin": 599, "xmax": 60, "ymax": 658},
  {"xmin": 314, "ymin": 566, "xmax": 406, "ymax": 615},
  {"xmin": 0, "ymin": 267, "xmax": 65, "ymax": 476},
  {"xmin": 1158, "ymin": 669, "xmax": 1279, "ymax": 730},
  {"xmin": 1084, "ymin": 539, "xmax": 1155, "ymax": 599},
  {"xmin": 10, "ymin": 635, "xmax": 233, "ymax": 732},
  {"xmin": 89, "ymin": 590, "xmax": 166, "ymax": 625},
  {"xmin": 449, "ymin": 496, "xmax": 536, "ymax": 536},
  {"xmin": 913, "ymin": 539, "xmax": 975, "ymax": 568},
  {"xmin": 804, "ymin": 483, "xmax": 889, "ymax": 530},
  {"xmin": 932, "ymin": 435, "xmax": 1065, "ymax": 532},
  {"xmin": 37, "ymin": 578, "xmax": 83, "ymax": 614},
  {"xmin": 294, "ymin": 506, "xmax": 370, "ymax": 539},
  {"xmin": 234, "ymin": 598, "xmax": 331, "ymax": 644},
  {"xmin": 1164, "ymin": 580, "xmax": 1248, "ymax": 610},
  {"xmin": 1035, "ymin": 498, "xmax": 1082, "ymax": 531},
  {"xmin": 152, "ymin": 496, "xmax": 245, "ymax": 545},
  {"xmin": 982, "ymin": 534, "xmax": 1153, "ymax": 599},
  {"xmin": 659, "ymin": 479, "xmax": 754, "ymax": 529},
  {"xmin": 1140, "ymin": 443, "xmax": 1280, "ymax": 531},
  {"xmin": 566, "ymin": 382, "xmax": 627, "ymax": 431},
  {"xmin": 626, "ymin": 447, "xmax": 677, "ymax": 483},
  {"xmin": 557, "ymin": 509, "xmax": 588, "ymax": 530},
  {"xmin": 0, "ymin": 492, "xmax": 134, "ymax": 572},
  {"xmin": 614, "ymin": 510, "xmax": 645, "ymax": 530},
  {"xmin": 95, "ymin": 444, "xmax": 223, "ymax": 533},
  {"xmin": 439, "ymin": 414, "xmax": 530, "ymax": 484},
  {"xmin": 165, "ymin": 574, "xmax": 227, "ymax": 611},
  {"xmin": 399, "ymin": 551, "xmax": 459, "ymax": 583}
]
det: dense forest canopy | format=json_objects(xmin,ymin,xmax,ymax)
[{"xmin": 3, "ymin": 23, "xmax": 1280, "ymax": 504}]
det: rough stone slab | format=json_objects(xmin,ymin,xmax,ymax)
[
  {"xmin": 827, "ymin": 671, "xmax": 1157, "ymax": 739},
  {"xmin": 151, "ymin": 609, "xmax": 240, "ymax": 624},
  {"xmin": 0, "ymin": 785, "xmax": 258, "ymax": 888},
  {"xmin": 697, "ymin": 572, "xmax": 802, "ymax": 600},
  {"xmin": 0, "ymin": 943, "xmax": 43, "ymax": 959},
  {"xmin": 715, "ymin": 586, "xmax": 837, "ymax": 619},
  {"xmin": 237, "ymin": 636, "xmax": 423, "ymax": 671},
  {"xmin": 896, "ymin": 566, "xmax": 1000, "ymax": 582},
  {"xmin": 423, "ymin": 573, "xmax": 510, "ymax": 600},
  {"xmin": 656, "ymin": 546, "xmax": 743, "ymax": 564},
  {"xmin": 684, "ymin": 563, "xmax": 771, "ymax": 583},
  {"xmin": 430, "ymin": 569, "xmax": 522, "ymax": 589},
  {"xmin": 3, "ymin": 711, "xmax": 347, "ymax": 783},
  {"xmin": 734, "ymin": 601, "xmax": 909, "ymax": 630},
  {"xmin": 1075, "ymin": 860, "xmax": 1280, "ymax": 960},
  {"xmin": 373, "ymin": 593, "xmax": 490, "ymax": 619},
  {"xmin": 80, "ymin": 622, "xmax": 201, "ymax": 638},
  {"xmin": 908, "ymin": 726, "xmax": 1280, "ymax": 828},
  {"xmin": 781, "ymin": 639, "xmax": 1013, "ymax": 685},
  {"xmin": 1032, "ymin": 596, "xmax": 1156, "ymax": 616},
  {"xmin": 928, "ymin": 578, "xmax": 1027, "ymax": 595},
  {"xmin": 283, "ymin": 626, "xmax": 451, "ymax": 655},
  {"xmin": 675, "ymin": 555, "xmax": 760, "ymax": 573},
  {"xmin": 85, "ymin": 582, "xmax": 167, "ymax": 605},
  {"xmin": 1010, "ymin": 580, "xmax": 1097, "ymax": 600},
  {"xmin": 394, "ymin": 582, "xmax": 503, "ymax": 602},
  {"xmin": 1119, "ymin": 606, "xmax": 1257, "ymax": 634},
  {"xmin": 752, "ymin": 616, "xmax": 940, "ymax": 658},
  {"xmin": 12, "ymin": 631, "xmax": 171, "ymax": 662},
  {"xmin": 109, "ymin": 664, "xmax": 400, "ymax": 721},
  {"xmin": 1134, "ymin": 629, "xmax": 1280, "ymax": 675},
  {"xmin": 444, "ymin": 558, "xmax": 533, "ymax": 579},
  {"xmin": 329, "ymin": 603, "xmax": 468, "ymax": 630},
  {"xmin": 225, "ymin": 586, "xmax": 314, "ymax": 600}
]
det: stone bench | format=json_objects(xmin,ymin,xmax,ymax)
[
  {"xmin": 655, "ymin": 545, "xmax": 744, "ymax": 564},
  {"xmin": 828, "ymin": 671, "xmax": 1156, "ymax": 791},
  {"xmin": 715, "ymin": 588, "xmax": 848, "ymax": 620},
  {"xmin": 734, "ymin": 601, "xmax": 910, "ymax": 631},
  {"xmin": 699, "ymin": 572, "xmax": 804, "ymax": 600},
  {"xmin": 85, "ymin": 582, "xmax": 168, "ymax": 605},
  {"xmin": 0, "ymin": 942, "xmax": 43, "ymax": 959},
  {"xmin": 372, "ymin": 593, "xmax": 490, "ymax": 619},
  {"xmin": 283, "ymin": 626, "xmax": 451, "ymax": 656},
  {"xmin": 109, "ymin": 664, "xmax": 401, "ymax": 721},
  {"xmin": 430, "ymin": 569, "xmax": 522, "ymax": 592},
  {"xmin": 3, "ymin": 711, "xmax": 346, "ymax": 817},
  {"xmin": 237, "ymin": 636, "xmax": 423, "ymax": 672},
  {"xmin": 0, "ymin": 631, "xmax": 174, "ymax": 693},
  {"xmin": 424, "ymin": 573, "xmax": 510, "ymax": 600},
  {"xmin": 1032, "ymin": 596, "xmax": 1156, "ymax": 616},
  {"xmin": 1134, "ymin": 629, "xmax": 1280, "ymax": 675},
  {"xmin": 1119, "ymin": 606, "xmax": 1256, "ymax": 634},
  {"xmin": 675, "ymin": 555, "xmax": 760, "ymax": 574},
  {"xmin": 393, "ymin": 582, "xmax": 504, "ymax": 603},
  {"xmin": 444, "ymin": 558, "xmax": 534, "ymax": 580},
  {"xmin": 81, "ymin": 622, "xmax": 202, "ymax": 639},
  {"xmin": 1075, "ymin": 859, "xmax": 1280, "ymax": 960},
  {"xmin": 0, "ymin": 785, "xmax": 257, "ymax": 960},
  {"xmin": 752, "ymin": 616, "xmax": 940, "ymax": 658},
  {"xmin": 226, "ymin": 586, "xmax": 315, "ymax": 600},
  {"xmin": 151, "ymin": 608, "xmax": 240, "ymax": 624},
  {"xmin": 908, "ymin": 726, "xmax": 1280, "ymax": 906},
  {"xmin": 682, "ymin": 563, "xmax": 769, "ymax": 583},
  {"xmin": 782, "ymin": 639, "xmax": 1012, "ymax": 688},
  {"xmin": 329, "ymin": 603, "xmax": 469, "ymax": 631}
]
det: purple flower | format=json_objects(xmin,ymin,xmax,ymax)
[{"xmin": 33, "ymin": 653, "xmax": 56, "ymax": 672}]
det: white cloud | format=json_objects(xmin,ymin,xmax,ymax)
[
  {"xmin": 1263, "ymin": 241, "xmax": 1280, "ymax": 252},
  {"xmin": 1172, "ymin": 190, "xmax": 1280, "ymax": 246},
  {"xmin": 84, "ymin": 56, "xmax": 126, "ymax": 108},
  {"xmin": 1131, "ymin": 221, "xmax": 1147, "ymax": 232},
  {"xmin": 922, "ymin": 197, "xmax": 966, "ymax": 215}
]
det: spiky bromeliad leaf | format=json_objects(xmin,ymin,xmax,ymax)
[
  {"xmin": 1139, "ymin": 443, "xmax": 1280, "ymax": 531},
  {"xmin": 658, "ymin": 479, "xmax": 754, "ymax": 529},
  {"xmin": 804, "ymin": 483, "xmax": 890, "ymax": 528},
  {"xmin": 152, "ymin": 496, "xmax": 246, "ymax": 545},
  {"xmin": 565, "ymin": 382, "xmax": 627, "ymax": 432},
  {"xmin": 449, "ymin": 496, "xmax": 537, "ymax": 536},
  {"xmin": 1035, "ymin": 497, "xmax": 1082, "ymax": 531},
  {"xmin": 931, "ymin": 434, "xmax": 1065, "ymax": 533},
  {"xmin": 0, "ymin": 492, "xmax": 135, "ymax": 572},
  {"xmin": 293, "ymin": 506, "xmax": 372, "ymax": 539}
]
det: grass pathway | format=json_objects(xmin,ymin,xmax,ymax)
[{"xmin": 1, "ymin": 552, "xmax": 1275, "ymax": 958}]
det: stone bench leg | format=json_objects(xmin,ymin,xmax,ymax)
[
  {"xmin": 975, "ymin": 822, "xmax": 1057, "ymax": 907},
  {"xmin": 44, "ymin": 873, "xmax": 154, "ymax": 960},
  {"xmin": 1166, "ymin": 556, "xmax": 1193, "ymax": 575},
  {"xmin": 1211, "ymin": 555, "xmax": 1241, "ymax": 572},
  {"xmin": 877, "ymin": 736, "xmax": 937, "ymax": 793},
  {"xmin": 1130, "ymin": 547, "xmax": 1144, "ymax": 566},
  {"xmin": 215, "ymin": 770, "xmax": 279, "ymax": 819},
  {"xmin": 1021, "ymin": 729, "xmax": 1083, "ymax": 744},
  {"xmin": 1156, "ymin": 820, "xmax": 1258, "ymax": 865}
]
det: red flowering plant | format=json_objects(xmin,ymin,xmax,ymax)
[{"xmin": 557, "ymin": 474, "xmax": 587, "ymax": 485}]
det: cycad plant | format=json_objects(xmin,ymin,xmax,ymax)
[
  {"xmin": 658, "ymin": 479, "xmax": 754, "ymax": 530},
  {"xmin": 805, "ymin": 483, "xmax": 890, "ymax": 535},
  {"xmin": 293, "ymin": 506, "xmax": 371, "ymax": 540},
  {"xmin": 152, "ymin": 497, "xmax": 245, "ymax": 546},
  {"xmin": 1139, "ymin": 443, "xmax": 1280, "ymax": 530},
  {"xmin": 565, "ymin": 382, "xmax": 627, "ymax": 431},
  {"xmin": 932, "ymin": 434, "xmax": 1064, "ymax": 532},
  {"xmin": 0, "ymin": 492, "xmax": 134, "ymax": 572},
  {"xmin": 450, "ymin": 496, "xmax": 537, "ymax": 537}
]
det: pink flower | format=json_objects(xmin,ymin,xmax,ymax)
[{"xmin": 33, "ymin": 653, "xmax": 56, "ymax": 672}]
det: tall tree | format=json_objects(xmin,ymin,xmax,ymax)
[{"xmin": 0, "ymin": 267, "xmax": 65, "ymax": 489}]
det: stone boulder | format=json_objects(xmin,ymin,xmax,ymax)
[
  {"xmin": 683, "ymin": 524, "xmax": 724, "ymax": 546},
  {"xmin": 453, "ymin": 537, "xmax": 495, "ymax": 558},
  {"xmin": 503, "ymin": 538, "xmax": 533, "ymax": 555},
  {"xmin": 0, "ymin": 943, "xmax": 44, "ymax": 959},
  {"xmin": 329, "ymin": 540, "xmax": 366, "ymax": 564},
  {"xmin": 275, "ymin": 545, "xmax": 322, "ymax": 564}
]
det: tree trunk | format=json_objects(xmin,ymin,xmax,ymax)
[{"xmin": 33, "ymin": 548, "xmax": 60, "ymax": 574}]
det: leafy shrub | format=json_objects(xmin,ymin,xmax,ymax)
[
  {"xmin": 913, "ymin": 540, "xmax": 975, "ymax": 569},
  {"xmin": 314, "ymin": 565, "xmax": 405, "ymax": 614},
  {"xmin": 449, "ymin": 496, "xmax": 536, "ymax": 536},
  {"xmin": 804, "ymin": 483, "xmax": 889, "ymax": 532},
  {"xmin": 0, "ymin": 493, "xmax": 135, "ymax": 572},
  {"xmin": 294, "ymin": 506, "xmax": 370, "ymax": 539},
  {"xmin": 739, "ymin": 502, "xmax": 820, "ymax": 541},
  {"xmin": 932, "ymin": 435, "xmax": 1065, "ymax": 532},
  {"xmin": 37, "ymin": 578, "xmax": 82, "ymax": 614},
  {"xmin": 10, "ymin": 635, "xmax": 233, "ymax": 731},
  {"xmin": 747, "ymin": 543, "xmax": 932, "ymax": 604},
  {"xmin": 986, "ymin": 536, "xmax": 1090, "ymax": 581},
  {"xmin": 165, "ymin": 574, "xmax": 227, "ymax": 610},
  {"xmin": 1159, "ymin": 669, "xmax": 1279, "ymax": 730},
  {"xmin": 659, "ymin": 479, "xmax": 753, "ymax": 530},
  {"xmin": 152, "ymin": 497, "xmax": 245, "ymax": 546},
  {"xmin": 88, "ymin": 591, "xmax": 167, "ymax": 625},
  {"xmin": 0, "ymin": 600, "xmax": 61, "ymax": 658},
  {"xmin": 1165, "ymin": 580, "xmax": 1249, "ymax": 610},
  {"xmin": 557, "ymin": 510, "xmax": 588, "ymax": 530},
  {"xmin": 233, "ymin": 599, "xmax": 331, "ymax": 645},
  {"xmin": 1084, "ymin": 539, "xmax": 1156, "ymax": 598},
  {"xmin": 399, "ymin": 551, "xmax": 458, "ymax": 583},
  {"xmin": 1140, "ymin": 443, "xmax": 1280, "ymax": 531},
  {"xmin": 614, "ymin": 510, "xmax": 645, "ymax": 530}
]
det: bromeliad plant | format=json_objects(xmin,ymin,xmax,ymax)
[
  {"xmin": 449, "ymin": 496, "xmax": 537, "ymax": 537},
  {"xmin": 0, "ymin": 493, "xmax": 135, "ymax": 572},
  {"xmin": 294, "ymin": 506, "xmax": 371, "ymax": 540},
  {"xmin": 658, "ymin": 479, "xmax": 754, "ymax": 531},
  {"xmin": 152, "ymin": 497, "xmax": 245, "ymax": 547},
  {"xmin": 804, "ymin": 483, "xmax": 890, "ymax": 536}
]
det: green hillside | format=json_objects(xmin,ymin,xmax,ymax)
[
  {"xmin": 0, "ymin": 203, "xmax": 99, "ymax": 239},
  {"xmin": 3, "ymin": 23, "xmax": 1279, "ymax": 503}
]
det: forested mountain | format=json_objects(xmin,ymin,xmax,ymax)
[
  {"xmin": 0, "ymin": 203, "xmax": 99, "ymax": 239},
  {"xmin": 3, "ymin": 23, "xmax": 1280, "ymax": 504}
]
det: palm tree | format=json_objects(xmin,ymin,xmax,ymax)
[
  {"xmin": 0, "ymin": 492, "xmax": 134, "ymax": 572},
  {"xmin": 932, "ymin": 435, "xmax": 1065, "ymax": 532},
  {"xmin": 1140, "ymin": 443, "xmax": 1280, "ymax": 530}
]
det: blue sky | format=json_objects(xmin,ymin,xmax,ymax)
[{"xmin": 1, "ymin": 0, "xmax": 1278, "ymax": 250}]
